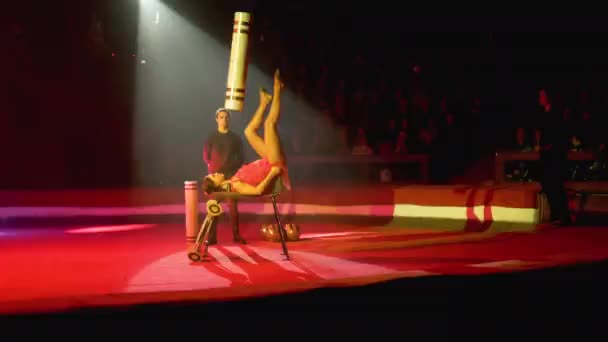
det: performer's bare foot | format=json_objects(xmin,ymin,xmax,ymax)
[
  {"xmin": 260, "ymin": 87, "xmax": 272, "ymax": 104},
  {"xmin": 273, "ymin": 69, "xmax": 284, "ymax": 91}
]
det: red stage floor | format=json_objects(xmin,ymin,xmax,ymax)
[{"xmin": 1, "ymin": 220, "xmax": 607, "ymax": 315}]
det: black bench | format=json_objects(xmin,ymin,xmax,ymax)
[{"xmin": 187, "ymin": 177, "xmax": 290, "ymax": 262}]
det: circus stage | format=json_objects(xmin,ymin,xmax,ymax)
[{"xmin": 1, "ymin": 184, "xmax": 607, "ymax": 336}]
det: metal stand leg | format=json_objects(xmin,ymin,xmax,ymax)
[
  {"xmin": 202, "ymin": 217, "xmax": 214, "ymax": 258},
  {"xmin": 271, "ymin": 195, "xmax": 290, "ymax": 260},
  {"xmin": 188, "ymin": 215, "xmax": 212, "ymax": 262},
  {"xmin": 187, "ymin": 199, "xmax": 224, "ymax": 263},
  {"xmin": 195, "ymin": 216, "xmax": 210, "ymax": 249}
]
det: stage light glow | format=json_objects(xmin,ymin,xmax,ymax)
[
  {"xmin": 66, "ymin": 224, "xmax": 155, "ymax": 234},
  {"xmin": 300, "ymin": 232, "xmax": 378, "ymax": 239},
  {"xmin": 132, "ymin": 1, "xmax": 322, "ymax": 186}
]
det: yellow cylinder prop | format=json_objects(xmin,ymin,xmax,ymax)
[
  {"xmin": 184, "ymin": 181, "xmax": 200, "ymax": 248},
  {"xmin": 224, "ymin": 12, "xmax": 251, "ymax": 112}
]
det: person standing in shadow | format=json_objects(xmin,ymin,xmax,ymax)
[
  {"xmin": 537, "ymin": 88, "xmax": 572, "ymax": 225},
  {"xmin": 203, "ymin": 108, "xmax": 247, "ymax": 243}
]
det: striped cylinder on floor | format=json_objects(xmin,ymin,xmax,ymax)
[{"xmin": 184, "ymin": 181, "xmax": 200, "ymax": 248}]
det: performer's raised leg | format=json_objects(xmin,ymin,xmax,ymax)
[
  {"xmin": 264, "ymin": 69, "xmax": 285, "ymax": 165},
  {"xmin": 244, "ymin": 89, "xmax": 273, "ymax": 159}
]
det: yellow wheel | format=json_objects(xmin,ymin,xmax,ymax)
[
  {"xmin": 206, "ymin": 200, "xmax": 222, "ymax": 217},
  {"xmin": 188, "ymin": 251, "xmax": 202, "ymax": 262}
]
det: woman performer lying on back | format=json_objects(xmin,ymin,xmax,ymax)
[{"xmin": 202, "ymin": 69, "xmax": 290, "ymax": 196}]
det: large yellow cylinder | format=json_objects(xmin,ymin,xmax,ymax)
[
  {"xmin": 184, "ymin": 181, "xmax": 200, "ymax": 249},
  {"xmin": 224, "ymin": 12, "xmax": 251, "ymax": 112}
]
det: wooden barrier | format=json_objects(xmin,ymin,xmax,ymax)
[
  {"xmin": 537, "ymin": 182, "xmax": 608, "ymax": 222},
  {"xmin": 494, "ymin": 150, "xmax": 608, "ymax": 222},
  {"xmin": 494, "ymin": 150, "xmax": 595, "ymax": 183}
]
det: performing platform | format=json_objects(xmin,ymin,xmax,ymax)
[{"xmin": 0, "ymin": 183, "xmax": 607, "ymax": 336}]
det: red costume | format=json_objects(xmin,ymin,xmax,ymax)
[{"xmin": 231, "ymin": 158, "xmax": 291, "ymax": 191}]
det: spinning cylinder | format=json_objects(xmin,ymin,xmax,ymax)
[
  {"xmin": 224, "ymin": 12, "xmax": 251, "ymax": 112},
  {"xmin": 184, "ymin": 181, "xmax": 200, "ymax": 249}
]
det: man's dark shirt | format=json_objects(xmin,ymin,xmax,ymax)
[{"xmin": 203, "ymin": 131, "xmax": 244, "ymax": 178}]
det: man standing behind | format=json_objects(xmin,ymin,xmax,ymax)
[
  {"xmin": 203, "ymin": 108, "xmax": 246, "ymax": 244},
  {"xmin": 537, "ymin": 88, "xmax": 571, "ymax": 226}
]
